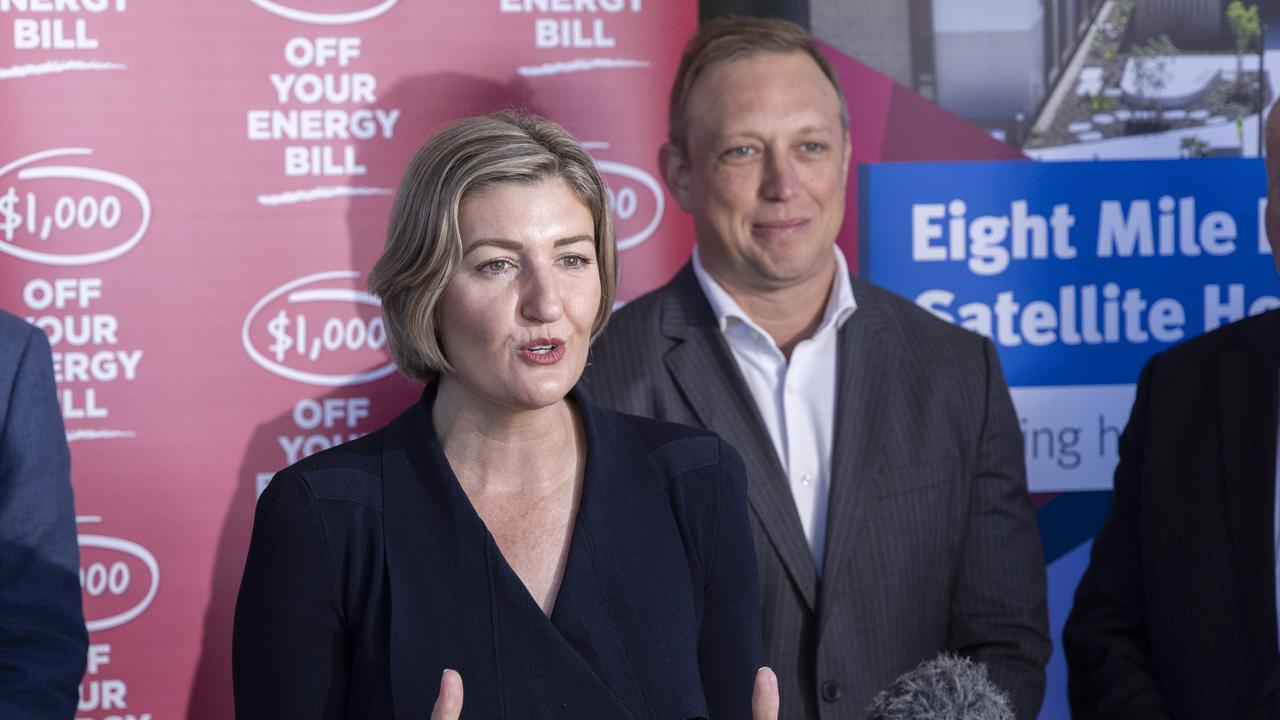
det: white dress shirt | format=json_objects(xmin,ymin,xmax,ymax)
[{"xmin": 692, "ymin": 246, "xmax": 857, "ymax": 572}]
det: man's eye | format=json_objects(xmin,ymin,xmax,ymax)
[
  {"xmin": 724, "ymin": 145, "xmax": 756, "ymax": 158},
  {"xmin": 800, "ymin": 141, "xmax": 826, "ymax": 153}
]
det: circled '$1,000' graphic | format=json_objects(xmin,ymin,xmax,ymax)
[
  {"xmin": 243, "ymin": 271, "xmax": 397, "ymax": 387},
  {"xmin": 0, "ymin": 148, "xmax": 150, "ymax": 266},
  {"xmin": 266, "ymin": 310, "xmax": 387, "ymax": 364},
  {"xmin": 1, "ymin": 188, "xmax": 122, "ymax": 243}
]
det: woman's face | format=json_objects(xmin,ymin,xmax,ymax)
[{"xmin": 436, "ymin": 176, "xmax": 601, "ymax": 413}]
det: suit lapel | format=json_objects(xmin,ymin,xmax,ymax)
[
  {"xmin": 1218, "ymin": 311, "xmax": 1280, "ymax": 662},
  {"xmin": 554, "ymin": 392, "xmax": 711, "ymax": 719},
  {"xmin": 382, "ymin": 393, "xmax": 502, "ymax": 718},
  {"xmin": 659, "ymin": 265, "xmax": 818, "ymax": 610},
  {"xmin": 820, "ymin": 279, "xmax": 897, "ymax": 586}
]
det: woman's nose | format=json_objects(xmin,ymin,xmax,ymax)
[{"xmin": 520, "ymin": 267, "xmax": 564, "ymax": 324}]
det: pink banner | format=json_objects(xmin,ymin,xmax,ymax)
[{"xmin": 0, "ymin": 2, "xmax": 695, "ymax": 717}]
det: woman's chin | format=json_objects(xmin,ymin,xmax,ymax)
[
  {"xmin": 520, "ymin": 381, "xmax": 578, "ymax": 410},
  {"xmin": 446, "ymin": 359, "xmax": 585, "ymax": 414},
  {"xmin": 488, "ymin": 375, "xmax": 579, "ymax": 413},
  {"xmin": 508, "ymin": 362, "xmax": 585, "ymax": 407}
]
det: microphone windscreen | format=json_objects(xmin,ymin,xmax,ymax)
[{"xmin": 865, "ymin": 653, "xmax": 1013, "ymax": 720}]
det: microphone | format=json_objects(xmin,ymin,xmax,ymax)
[{"xmin": 865, "ymin": 653, "xmax": 1013, "ymax": 720}]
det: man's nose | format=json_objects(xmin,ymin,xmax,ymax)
[{"xmin": 760, "ymin": 149, "xmax": 800, "ymax": 202}]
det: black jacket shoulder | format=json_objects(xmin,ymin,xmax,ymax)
[
  {"xmin": 269, "ymin": 428, "xmax": 387, "ymax": 511},
  {"xmin": 612, "ymin": 409, "xmax": 737, "ymax": 480},
  {"xmin": 1145, "ymin": 308, "xmax": 1280, "ymax": 376}
]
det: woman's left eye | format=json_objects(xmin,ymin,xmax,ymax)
[{"xmin": 560, "ymin": 254, "xmax": 592, "ymax": 269}]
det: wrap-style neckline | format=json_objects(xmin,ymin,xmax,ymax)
[{"xmin": 380, "ymin": 384, "xmax": 709, "ymax": 719}]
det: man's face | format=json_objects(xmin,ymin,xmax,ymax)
[{"xmin": 664, "ymin": 50, "xmax": 851, "ymax": 294}]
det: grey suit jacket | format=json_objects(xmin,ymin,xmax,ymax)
[{"xmin": 581, "ymin": 264, "xmax": 1050, "ymax": 720}]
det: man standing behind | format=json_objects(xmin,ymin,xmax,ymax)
[
  {"xmin": 1062, "ymin": 108, "xmax": 1280, "ymax": 719},
  {"xmin": 582, "ymin": 17, "xmax": 1049, "ymax": 720},
  {"xmin": 0, "ymin": 308, "xmax": 87, "ymax": 718}
]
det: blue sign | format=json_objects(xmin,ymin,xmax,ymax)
[{"xmin": 860, "ymin": 158, "xmax": 1275, "ymax": 388}]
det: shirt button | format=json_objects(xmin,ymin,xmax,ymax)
[
  {"xmin": 821, "ymin": 680, "xmax": 843, "ymax": 703},
  {"xmin": 800, "ymin": 474, "xmax": 812, "ymax": 487}
]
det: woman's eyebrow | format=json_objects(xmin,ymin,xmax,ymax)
[{"xmin": 554, "ymin": 234, "xmax": 593, "ymax": 248}]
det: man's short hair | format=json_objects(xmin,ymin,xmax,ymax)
[
  {"xmin": 369, "ymin": 111, "xmax": 617, "ymax": 384},
  {"xmin": 666, "ymin": 16, "xmax": 850, "ymax": 152}
]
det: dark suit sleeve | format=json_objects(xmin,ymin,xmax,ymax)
[
  {"xmin": 697, "ymin": 439, "xmax": 762, "ymax": 719},
  {"xmin": 0, "ymin": 322, "xmax": 87, "ymax": 720},
  {"xmin": 233, "ymin": 472, "xmax": 350, "ymax": 719},
  {"xmin": 949, "ymin": 338, "xmax": 1051, "ymax": 720},
  {"xmin": 1062, "ymin": 356, "xmax": 1172, "ymax": 719}
]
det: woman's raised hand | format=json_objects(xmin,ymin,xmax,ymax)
[
  {"xmin": 752, "ymin": 667, "xmax": 779, "ymax": 720},
  {"xmin": 429, "ymin": 669, "xmax": 464, "ymax": 720}
]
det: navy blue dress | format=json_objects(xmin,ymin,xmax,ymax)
[{"xmin": 232, "ymin": 385, "xmax": 761, "ymax": 719}]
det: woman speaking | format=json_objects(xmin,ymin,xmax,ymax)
[{"xmin": 232, "ymin": 112, "xmax": 776, "ymax": 719}]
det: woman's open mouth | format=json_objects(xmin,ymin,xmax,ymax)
[{"xmin": 520, "ymin": 337, "xmax": 565, "ymax": 365}]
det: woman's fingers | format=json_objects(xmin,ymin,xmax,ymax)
[
  {"xmin": 429, "ymin": 668, "xmax": 464, "ymax": 720},
  {"xmin": 751, "ymin": 666, "xmax": 779, "ymax": 720},
  {"xmin": 433, "ymin": 665, "xmax": 770, "ymax": 718}
]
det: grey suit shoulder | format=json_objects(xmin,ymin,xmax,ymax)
[{"xmin": 585, "ymin": 266, "xmax": 999, "ymax": 432}]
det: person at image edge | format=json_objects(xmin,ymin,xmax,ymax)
[{"xmin": 1062, "ymin": 104, "xmax": 1280, "ymax": 720}]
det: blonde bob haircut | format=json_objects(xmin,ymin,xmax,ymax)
[{"xmin": 369, "ymin": 111, "xmax": 617, "ymax": 384}]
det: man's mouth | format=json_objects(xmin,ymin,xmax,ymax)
[{"xmin": 753, "ymin": 218, "xmax": 810, "ymax": 234}]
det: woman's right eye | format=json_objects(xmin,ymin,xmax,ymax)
[{"xmin": 479, "ymin": 259, "xmax": 513, "ymax": 274}]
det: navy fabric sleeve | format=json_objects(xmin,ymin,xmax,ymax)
[
  {"xmin": 697, "ymin": 438, "xmax": 762, "ymax": 719},
  {"xmin": 0, "ymin": 317, "xmax": 87, "ymax": 720},
  {"xmin": 233, "ymin": 472, "xmax": 350, "ymax": 719},
  {"xmin": 1063, "ymin": 355, "xmax": 1173, "ymax": 718}
]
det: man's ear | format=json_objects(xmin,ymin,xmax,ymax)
[
  {"xmin": 840, "ymin": 130, "xmax": 852, "ymax": 187},
  {"xmin": 658, "ymin": 141, "xmax": 694, "ymax": 213}
]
